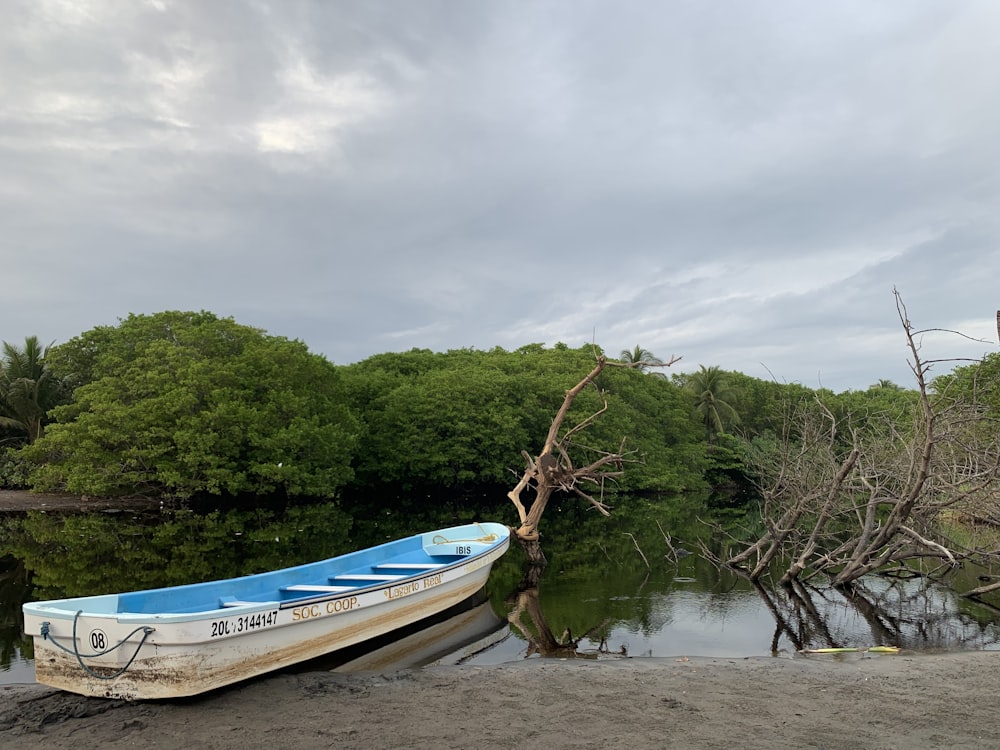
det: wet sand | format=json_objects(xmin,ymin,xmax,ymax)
[{"xmin": 2, "ymin": 651, "xmax": 998, "ymax": 749}]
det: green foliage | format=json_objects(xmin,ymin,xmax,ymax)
[
  {"xmin": 684, "ymin": 369, "xmax": 923, "ymax": 505},
  {"xmin": 823, "ymin": 382, "xmax": 919, "ymax": 446},
  {"xmin": 0, "ymin": 336, "xmax": 67, "ymax": 445},
  {"xmin": 343, "ymin": 354, "xmax": 533, "ymax": 487},
  {"xmin": 927, "ymin": 354, "xmax": 1000, "ymax": 476},
  {"xmin": 721, "ymin": 370, "xmax": 919, "ymax": 447},
  {"xmin": 679, "ymin": 365, "xmax": 739, "ymax": 441},
  {"xmin": 593, "ymin": 365, "xmax": 708, "ymax": 491},
  {"xmin": 0, "ymin": 448, "xmax": 32, "ymax": 489},
  {"xmin": 14, "ymin": 310, "xmax": 941, "ymax": 510},
  {"xmin": 341, "ymin": 345, "xmax": 709, "ymax": 494},
  {"xmin": 720, "ymin": 371, "xmax": 813, "ymax": 438},
  {"xmin": 618, "ymin": 345, "xmax": 668, "ymax": 378},
  {"xmin": 20, "ymin": 312, "xmax": 359, "ymax": 500},
  {"xmin": 933, "ymin": 352, "xmax": 1000, "ymax": 408}
]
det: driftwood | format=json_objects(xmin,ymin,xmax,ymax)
[{"xmin": 507, "ymin": 352, "xmax": 680, "ymax": 563}]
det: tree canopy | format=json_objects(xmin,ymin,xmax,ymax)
[
  {"xmin": 9, "ymin": 306, "xmax": 969, "ymax": 530},
  {"xmin": 618, "ymin": 345, "xmax": 668, "ymax": 378},
  {"xmin": 22, "ymin": 312, "xmax": 360, "ymax": 499},
  {"xmin": 340, "ymin": 344, "xmax": 708, "ymax": 494},
  {"xmin": 679, "ymin": 365, "xmax": 739, "ymax": 442},
  {"xmin": 0, "ymin": 336, "xmax": 66, "ymax": 445}
]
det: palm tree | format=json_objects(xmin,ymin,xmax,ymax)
[
  {"xmin": 685, "ymin": 365, "xmax": 738, "ymax": 442},
  {"xmin": 872, "ymin": 379, "xmax": 902, "ymax": 390},
  {"xmin": 619, "ymin": 345, "xmax": 667, "ymax": 378},
  {"xmin": 0, "ymin": 336, "xmax": 64, "ymax": 444}
]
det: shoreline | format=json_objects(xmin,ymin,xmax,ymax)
[
  {"xmin": 3, "ymin": 651, "xmax": 999, "ymax": 749},
  {"xmin": 0, "ymin": 490, "xmax": 161, "ymax": 514},
  {"xmin": 5, "ymin": 491, "xmax": 998, "ymax": 747}
]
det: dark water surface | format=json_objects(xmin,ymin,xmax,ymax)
[{"xmin": 3, "ymin": 500, "xmax": 1000, "ymax": 686}]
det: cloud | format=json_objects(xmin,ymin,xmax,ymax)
[{"xmin": 1, "ymin": 1, "xmax": 998, "ymax": 392}]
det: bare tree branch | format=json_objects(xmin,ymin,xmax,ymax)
[
  {"xmin": 706, "ymin": 288, "xmax": 1000, "ymax": 587},
  {"xmin": 507, "ymin": 353, "xmax": 679, "ymax": 562}
]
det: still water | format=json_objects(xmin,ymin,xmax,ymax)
[{"xmin": 3, "ymin": 501, "xmax": 1000, "ymax": 686}]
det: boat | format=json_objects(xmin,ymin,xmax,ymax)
[{"xmin": 22, "ymin": 521, "xmax": 510, "ymax": 700}]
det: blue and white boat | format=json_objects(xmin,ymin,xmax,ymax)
[{"xmin": 23, "ymin": 522, "xmax": 510, "ymax": 699}]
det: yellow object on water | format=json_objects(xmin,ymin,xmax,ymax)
[{"xmin": 800, "ymin": 646, "xmax": 900, "ymax": 654}]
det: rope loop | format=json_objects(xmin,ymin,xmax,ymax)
[
  {"xmin": 41, "ymin": 610, "xmax": 155, "ymax": 680},
  {"xmin": 432, "ymin": 523, "xmax": 499, "ymax": 546}
]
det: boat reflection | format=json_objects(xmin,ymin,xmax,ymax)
[{"xmin": 286, "ymin": 593, "xmax": 511, "ymax": 674}]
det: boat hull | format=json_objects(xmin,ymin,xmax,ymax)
[{"xmin": 24, "ymin": 522, "xmax": 510, "ymax": 699}]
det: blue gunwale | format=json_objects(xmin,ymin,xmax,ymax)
[{"xmin": 24, "ymin": 522, "xmax": 509, "ymax": 625}]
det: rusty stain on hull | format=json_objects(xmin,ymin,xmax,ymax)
[{"xmin": 33, "ymin": 575, "xmax": 488, "ymax": 700}]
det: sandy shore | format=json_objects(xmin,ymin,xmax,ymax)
[{"xmin": 2, "ymin": 651, "xmax": 998, "ymax": 749}]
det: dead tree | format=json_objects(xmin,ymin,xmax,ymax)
[
  {"xmin": 707, "ymin": 289, "xmax": 1000, "ymax": 586},
  {"xmin": 507, "ymin": 352, "xmax": 680, "ymax": 564}
]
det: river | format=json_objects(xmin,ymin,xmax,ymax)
[{"xmin": 3, "ymin": 498, "xmax": 1000, "ymax": 686}]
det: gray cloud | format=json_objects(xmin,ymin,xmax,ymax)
[{"xmin": 2, "ymin": 0, "xmax": 998, "ymax": 392}]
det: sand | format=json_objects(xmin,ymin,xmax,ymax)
[{"xmin": 2, "ymin": 651, "xmax": 998, "ymax": 750}]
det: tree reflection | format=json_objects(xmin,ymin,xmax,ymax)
[
  {"xmin": 0, "ymin": 556, "xmax": 33, "ymax": 667},
  {"xmin": 505, "ymin": 562, "xmax": 623, "ymax": 659},
  {"xmin": 2, "ymin": 504, "xmax": 352, "ymax": 600},
  {"xmin": 747, "ymin": 571, "xmax": 1000, "ymax": 653},
  {"xmin": 0, "ymin": 504, "xmax": 353, "ymax": 667},
  {"xmin": 7, "ymin": 501, "xmax": 1000, "ymax": 672}
]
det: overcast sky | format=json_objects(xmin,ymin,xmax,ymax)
[{"xmin": 3, "ymin": 1, "xmax": 999, "ymax": 392}]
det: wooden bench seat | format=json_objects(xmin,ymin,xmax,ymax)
[
  {"xmin": 282, "ymin": 584, "xmax": 355, "ymax": 594},
  {"xmin": 219, "ymin": 597, "xmax": 263, "ymax": 608}
]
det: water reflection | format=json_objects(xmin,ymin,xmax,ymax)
[
  {"xmin": 0, "ymin": 555, "xmax": 33, "ymax": 681},
  {"xmin": 2, "ymin": 504, "xmax": 352, "ymax": 600},
  {"xmin": 505, "ymin": 562, "xmax": 624, "ymax": 659},
  {"xmin": 0, "ymin": 503, "xmax": 354, "ymax": 682},
  {"xmin": 751, "ymin": 573, "xmax": 1000, "ymax": 653},
  {"xmin": 3, "ymin": 503, "xmax": 1000, "ymax": 686},
  {"xmin": 474, "ymin": 537, "xmax": 1000, "ymax": 664},
  {"xmin": 330, "ymin": 594, "xmax": 510, "ymax": 672}
]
